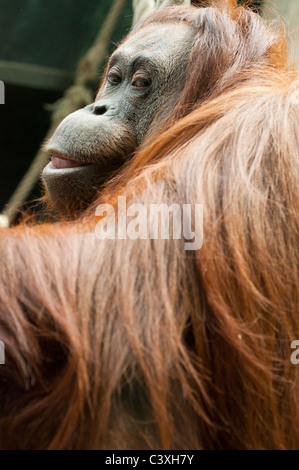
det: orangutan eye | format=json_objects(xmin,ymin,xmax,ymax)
[
  {"xmin": 131, "ymin": 76, "xmax": 151, "ymax": 89},
  {"xmin": 107, "ymin": 73, "xmax": 122, "ymax": 86}
]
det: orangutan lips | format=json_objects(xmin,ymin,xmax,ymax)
[{"xmin": 51, "ymin": 155, "xmax": 88, "ymax": 169}]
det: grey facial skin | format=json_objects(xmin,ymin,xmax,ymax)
[{"xmin": 44, "ymin": 23, "xmax": 193, "ymax": 215}]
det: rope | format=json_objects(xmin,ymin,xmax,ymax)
[{"xmin": 0, "ymin": 0, "xmax": 128, "ymax": 227}]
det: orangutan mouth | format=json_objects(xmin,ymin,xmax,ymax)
[{"xmin": 50, "ymin": 154, "xmax": 90, "ymax": 170}]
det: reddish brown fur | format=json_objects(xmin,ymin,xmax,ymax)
[{"xmin": 0, "ymin": 5, "xmax": 298, "ymax": 449}]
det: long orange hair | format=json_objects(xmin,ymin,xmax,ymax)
[{"xmin": 0, "ymin": 5, "xmax": 298, "ymax": 449}]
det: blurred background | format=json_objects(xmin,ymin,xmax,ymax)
[{"xmin": 0, "ymin": 0, "xmax": 298, "ymax": 222}]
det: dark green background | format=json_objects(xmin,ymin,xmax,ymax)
[{"xmin": 0, "ymin": 0, "xmax": 133, "ymax": 73}]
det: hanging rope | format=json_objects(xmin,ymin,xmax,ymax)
[
  {"xmin": 0, "ymin": 0, "xmax": 190, "ymax": 228},
  {"xmin": 0, "ymin": 0, "xmax": 128, "ymax": 227}
]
